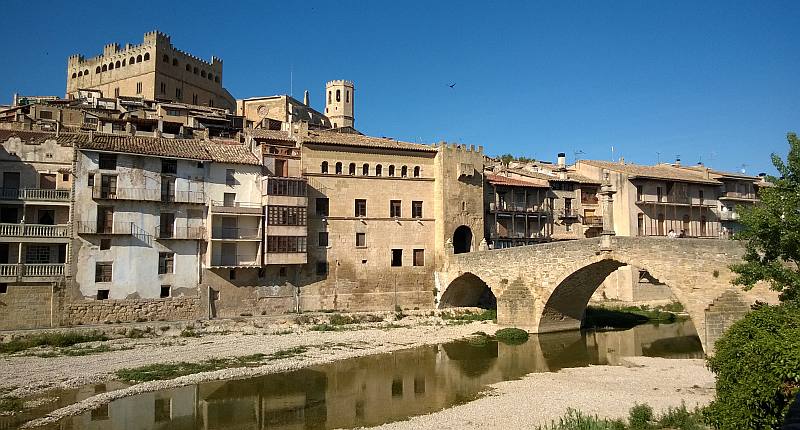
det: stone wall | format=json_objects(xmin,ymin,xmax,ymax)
[
  {"xmin": 704, "ymin": 289, "xmax": 751, "ymax": 350},
  {"xmin": 63, "ymin": 297, "xmax": 201, "ymax": 325},
  {"xmin": 0, "ymin": 285, "xmax": 54, "ymax": 330}
]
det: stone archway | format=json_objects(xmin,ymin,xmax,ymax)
[
  {"xmin": 439, "ymin": 272, "xmax": 496, "ymax": 309},
  {"xmin": 453, "ymin": 225, "xmax": 473, "ymax": 254}
]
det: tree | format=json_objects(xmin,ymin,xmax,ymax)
[{"xmin": 730, "ymin": 132, "xmax": 800, "ymax": 302}]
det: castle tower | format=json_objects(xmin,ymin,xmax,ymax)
[{"xmin": 325, "ymin": 80, "xmax": 354, "ymax": 128}]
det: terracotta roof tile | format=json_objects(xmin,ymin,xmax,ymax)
[
  {"xmin": 249, "ymin": 129, "xmax": 294, "ymax": 141},
  {"xmin": 303, "ymin": 130, "xmax": 437, "ymax": 153},
  {"xmin": 204, "ymin": 140, "xmax": 260, "ymax": 165},
  {"xmin": 0, "ymin": 129, "xmax": 89, "ymax": 146},
  {"xmin": 579, "ymin": 160, "xmax": 721, "ymax": 185},
  {"xmin": 83, "ymin": 134, "xmax": 211, "ymax": 160},
  {"xmin": 487, "ymin": 174, "xmax": 549, "ymax": 188}
]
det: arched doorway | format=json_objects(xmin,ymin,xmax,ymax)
[
  {"xmin": 453, "ymin": 225, "xmax": 473, "ymax": 254},
  {"xmin": 439, "ymin": 273, "xmax": 496, "ymax": 309}
]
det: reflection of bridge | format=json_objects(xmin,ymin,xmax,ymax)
[{"xmin": 437, "ymin": 236, "xmax": 778, "ymax": 352}]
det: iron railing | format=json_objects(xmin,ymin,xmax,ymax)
[
  {"xmin": 155, "ymin": 226, "xmax": 206, "ymax": 240},
  {"xmin": 93, "ymin": 187, "xmax": 205, "ymax": 203}
]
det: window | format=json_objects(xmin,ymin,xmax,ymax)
[
  {"xmin": 88, "ymin": 173, "xmax": 94, "ymax": 187},
  {"xmin": 267, "ymin": 206, "xmax": 307, "ymax": 226},
  {"xmin": 130, "ymin": 56, "xmax": 136, "ymax": 64},
  {"xmin": 391, "ymin": 249, "xmax": 403, "ymax": 267},
  {"xmin": 356, "ymin": 232, "xmax": 366, "ymax": 247},
  {"xmin": 346, "ymin": 90, "xmax": 350, "ymax": 103},
  {"xmin": 401, "ymin": 166, "xmax": 408, "ymax": 177},
  {"xmin": 100, "ymin": 175, "xmax": 117, "ymax": 198},
  {"xmin": 656, "ymin": 187, "xmax": 663, "ymax": 202},
  {"xmin": 160, "ymin": 83, "xmax": 166, "ymax": 94},
  {"xmin": 413, "ymin": 166, "xmax": 420, "ymax": 177},
  {"xmin": 412, "ymin": 201, "xmax": 423, "ymax": 218},
  {"xmin": 318, "ymin": 232, "xmax": 329, "ymax": 247},
  {"xmin": 162, "ymin": 54, "xmax": 169, "ymax": 62},
  {"xmin": 336, "ymin": 89, "xmax": 341, "ymax": 102},
  {"xmin": 172, "ymin": 58, "xmax": 178, "ymax": 66},
  {"xmin": 143, "ymin": 52, "xmax": 150, "ymax": 61},
  {"xmin": 39, "ymin": 173, "xmax": 56, "ymax": 189},
  {"xmin": 316, "ymin": 261, "xmax": 328, "ymax": 275},
  {"xmin": 39, "ymin": 110, "xmax": 53, "ymax": 120},
  {"xmin": 267, "ymin": 236, "xmax": 307, "ymax": 253},
  {"xmin": 201, "ymin": 70, "xmax": 206, "ymax": 78},
  {"xmin": 102, "ymin": 65, "xmax": 108, "ymax": 72},
  {"xmin": 355, "ymin": 199, "xmax": 367, "ymax": 217},
  {"xmin": 376, "ymin": 165, "xmax": 382, "ymax": 176},
  {"xmin": 161, "ymin": 177, "xmax": 175, "ymax": 202},
  {"xmin": 0, "ymin": 284, "xmax": 6, "ymax": 294},
  {"xmin": 229, "ymin": 269, "xmax": 236, "ymax": 280},
  {"xmin": 328, "ymin": 91, "xmax": 331, "ymax": 103},
  {"xmin": 95, "ymin": 263, "xmax": 112, "ymax": 282},
  {"xmin": 699, "ymin": 189, "xmax": 704, "ymax": 204},
  {"xmin": 335, "ymin": 162, "xmax": 343, "ymax": 175},
  {"xmin": 316, "ymin": 198, "xmax": 329, "ymax": 216},
  {"xmin": 26, "ymin": 245, "xmax": 50, "ymax": 263},
  {"xmin": 96, "ymin": 289, "xmax": 110, "ymax": 300},
  {"xmin": 186, "ymin": 64, "xmax": 191, "ymax": 71},
  {"xmin": 115, "ymin": 60, "xmax": 120, "ymax": 68},
  {"xmin": 136, "ymin": 82, "xmax": 142, "ymax": 94},
  {"xmin": 154, "ymin": 397, "xmax": 171, "ymax": 422},
  {"xmin": 158, "ymin": 253, "xmax": 175, "ymax": 274},
  {"xmin": 223, "ymin": 192, "xmax": 236, "ymax": 207},
  {"xmin": 321, "ymin": 161, "xmax": 328, "ymax": 174},
  {"xmin": 390, "ymin": 200, "xmax": 402, "ymax": 218},
  {"xmin": 108, "ymin": 62, "xmax": 114, "ymax": 70},
  {"xmin": 96, "ymin": 66, "xmax": 101, "ymax": 74},
  {"xmin": 161, "ymin": 159, "xmax": 177, "ymax": 174},
  {"xmin": 349, "ymin": 163, "xmax": 356, "ymax": 175},
  {"xmin": 637, "ymin": 213, "xmax": 645, "ymax": 236},
  {"xmin": 100, "ymin": 239, "xmax": 111, "ymax": 250},
  {"xmin": 114, "ymin": 88, "xmax": 120, "ymax": 98},
  {"xmin": 392, "ymin": 378, "xmax": 403, "ymax": 398},
  {"xmin": 636, "ymin": 185, "xmax": 644, "ymax": 201},
  {"xmin": 176, "ymin": 88, "xmax": 182, "ymax": 100},
  {"xmin": 193, "ymin": 67, "xmax": 198, "ymax": 74},
  {"xmin": 413, "ymin": 249, "xmax": 425, "ymax": 266},
  {"xmin": 225, "ymin": 169, "xmax": 236, "ymax": 186},
  {"xmin": 160, "ymin": 285, "xmax": 171, "ymax": 298},
  {"xmin": 362, "ymin": 164, "xmax": 369, "ymax": 176},
  {"xmin": 388, "ymin": 165, "xmax": 395, "ymax": 177},
  {"xmin": 159, "ymin": 212, "xmax": 175, "ymax": 237},
  {"xmin": 192, "ymin": 94, "xmax": 198, "ymax": 104},
  {"xmin": 98, "ymin": 153, "xmax": 117, "ymax": 170}
]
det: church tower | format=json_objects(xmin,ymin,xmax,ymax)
[{"xmin": 325, "ymin": 80, "xmax": 354, "ymax": 129}]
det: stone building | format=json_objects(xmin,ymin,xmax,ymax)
[
  {"xmin": 237, "ymin": 94, "xmax": 332, "ymax": 130},
  {"xmin": 65, "ymin": 31, "xmax": 236, "ymax": 112}
]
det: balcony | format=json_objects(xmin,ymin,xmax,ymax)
[
  {"xmin": 0, "ymin": 188, "xmax": 71, "ymax": 203},
  {"xmin": 210, "ymin": 254, "xmax": 260, "ymax": 268},
  {"xmin": 210, "ymin": 200, "xmax": 262, "ymax": 215},
  {"xmin": 635, "ymin": 196, "xmax": 714, "ymax": 207},
  {"xmin": 719, "ymin": 211, "xmax": 740, "ymax": 221},
  {"xmin": 155, "ymin": 226, "xmax": 206, "ymax": 240},
  {"xmin": 211, "ymin": 227, "xmax": 261, "ymax": 240},
  {"xmin": 580, "ymin": 196, "xmax": 599, "ymax": 205},
  {"xmin": 264, "ymin": 177, "xmax": 307, "ymax": 197},
  {"xmin": 558, "ymin": 209, "xmax": 579, "ymax": 219},
  {"xmin": 0, "ymin": 263, "xmax": 65, "ymax": 281},
  {"xmin": 93, "ymin": 187, "xmax": 205, "ymax": 204},
  {"xmin": 77, "ymin": 221, "xmax": 139, "ymax": 235},
  {"xmin": 0, "ymin": 223, "xmax": 69, "ymax": 239},
  {"xmin": 720, "ymin": 191, "xmax": 757, "ymax": 201},
  {"xmin": 489, "ymin": 202, "xmax": 550, "ymax": 214},
  {"xmin": 582, "ymin": 216, "xmax": 604, "ymax": 227}
]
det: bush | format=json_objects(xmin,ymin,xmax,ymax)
[
  {"xmin": 0, "ymin": 331, "xmax": 108, "ymax": 354},
  {"xmin": 628, "ymin": 404, "xmax": 653, "ymax": 429},
  {"xmin": 494, "ymin": 327, "xmax": 529, "ymax": 344},
  {"xmin": 703, "ymin": 302, "xmax": 800, "ymax": 429}
]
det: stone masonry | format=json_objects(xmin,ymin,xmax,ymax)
[
  {"xmin": 63, "ymin": 297, "xmax": 202, "ymax": 325},
  {"xmin": 438, "ymin": 236, "xmax": 778, "ymax": 353}
]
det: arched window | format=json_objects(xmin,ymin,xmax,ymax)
[
  {"xmin": 413, "ymin": 166, "xmax": 420, "ymax": 177},
  {"xmin": 388, "ymin": 165, "xmax": 395, "ymax": 177},
  {"xmin": 348, "ymin": 163, "xmax": 356, "ymax": 175},
  {"xmin": 129, "ymin": 56, "xmax": 135, "ymax": 64},
  {"xmin": 362, "ymin": 163, "xmax": 369, "ymax": 176},
  {"xmin": 328, "ymin": 91, "xmax": 331, "ymax": 103},
  {"xmin": 136, "ymin": 54, "xmax": 142, "ymax": 63},
  {"xmin": 201, "ymin": 70, "xmax": 206, "ymax": 78},
  {"xmin": 121, "ymin": 59, "xmax": 125, "ymax": 66},
  {"xmin": 185, "ymin": 64, "xmax": 191, "ymax": 71},
  {"xmin": 335, "ymin": 162, "xmax": 343, "ymax": 175},
  {"xmin": 95, "ymin": 66, "xmax": 101, "ymax": 74},
  {"xmin": 401, "ymin": 166, "xmax": 408, "ymax": 177},
  {"xmin": 143, "ymin": 52, "xmax": 150, "ymax": 61},
  {"xmin": 84, "ymin": 69, "xmax": 89, "ymax": 75},
  {"xmin": 193, "ymin": 67, "xmax": 198, "ymax": 75},
  {"xmin": 336, "ymin": 89, "xmax": 341, "ymax": 102},
  {"xmin": 375, "ymin": 164, "xmax": 382, "ymax": 176},
  {"xmin": 102, "ymin": 64, "xmax": 107, "ymax": 72},
  {"xmin": 214, "ymin": 76, "xmax": 220, "ymax": 83},
  {"xmin": 172, "ymin": 58, "xmax": 178, "ymax": 66},
  {"xmin": 321, "ymin": 161, "xmax": 329, "ymax": 174},
  {"xmin": 108, "ymin": 63, "xmax": 113, "ymax": 70},
  {"xmin": 162, "ymin": 54, "xmax": 169, "ymax": 62},
  {"xmin": 208, "ymin": 73, "xmax": 213, "ymax": 80},
  {"xmin": 115, "ymin": 60, "xmax": 120, "ymax": 68},
  {"xmin": 71, "ymin": 72, "xmax": 77, "ymax": 79}
]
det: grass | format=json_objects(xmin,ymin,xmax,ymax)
[
  {"xmin": 61, "ymin": 344, "xmax": 113, "ymax": 356},
  {"xmin": 0, "ymin": 331, "xmax": 109, "ymax": 354},
  {"xmin": 583, "ymin": 304, "xmax": 686, "ymax": 330},
  {"xmin": 536, "ymin": 403, "xmax": 707, "ymax": 430},
  {"xmin": 494, "ymin": 327, "xmax": 529, "ymax": 344},
  {"xmin": 115, "ymin": 347, "xmax": 310, "ymax": 382},
  {"xmin": 0, "ymin": 396, "xmax": 24, "ymax": 414},
  {"xmin": 441, "ymin": 309, "xmax": 497, "ymax": 322}
]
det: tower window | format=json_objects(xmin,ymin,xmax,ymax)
[
  {"xmin": 143, "ymin": 52, "xmax": 150, "ymax": 61},
  {"xmin": 376, "ymin": 164, "xmax": 382, "ymax": 176},
  {"xmin": 172, "ymin": 58, "xmax": 178, "ymax": 66},
  {"xmin": 96, "ymin": 66, "xmax": 101, "ymax": 74},
  {"xmin": 362, "ymin": 163, "xmax": 369, "ymax": 176},
  {"xmin": 321, "ymin": 161, "xmax": 328, "ymax": 174},
  {"xmin": 136, "ymin": 82, "xmax": 142, "ymax": 94},
  {"xmin": 193, "ymin": 67, "xmax": 198, "ymax": 74},
  {"xmin": 129, "ymin": 56, "xmax": 135, "ymax": 65},
  {"xmin": 346, "ymin": 90, "xmax": 350, "ymax": 103},
  {"xmin": 336, "ymin": 89, "xmax": 341, "ymax": 102},
  {"xmin": 388, "ymin": 165, "xmax": 395, "ymax": 177},
  {"xmin": 335, "ymin": 162, "xmax": 342, "ymax": 175},
  {"xmin": 102, "ymin": 64, "xmax": 107, "ymax": 72},
  {"xmin": 401, "ymin": 166, "xmax": 408, "ymax": 177},
  {"xmin": 186, "ymin": 64, "xmax": 191, "ymax": 71},
  {"xmin": 348, "ymin": 163, "xmax": 356, "ymax": 176},
  {"xmin": 115, "ymin": 60, "xmax": 120, "ymax": 68},
  {"xmin": 108, "ymin": 63, "xmax": 113, "ymax": 70},
  {"xmin": 413, "ymin": 166, "xmax": 420, "ymax": 177},
  {"xmin": 137, "ymin": 54, "xmax": 142, "ymax": 62},
  {"xmin": 162, "ymin": 54, "xmax": 169, "ymax": 62},
  {"xmin": 328, "ymin": 91, "xmax": 331, "ymax": 103}
]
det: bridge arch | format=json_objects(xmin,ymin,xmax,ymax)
[
  {"xmin": 439, "ymin": 272, "xmax": 497, "ymax": 309},
  {"xmin": 537, "ymin": 254, "xmax": 700, "ymax": 340}
]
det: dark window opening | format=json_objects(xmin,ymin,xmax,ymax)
[
  {"xmin": 412, "ymin": 201, "xmax": 423, "ymax": 218},
  {"xmin": 390, "ymin": 200, "xmax": 401, "ymax": 218},
  {"xmin": 95, "ymin": 263, "xmax": 112, "ymax": 282},
  {"xmin": 158, "ymin": 252, "xmax": 174, "ymax": 274},
  {"xmin": 160, "ymin": 285, "xmax": 171, "ymax": 298},
  {"xmin": 161, "ymin": 159, "xmax": 177, "ymax": 174},
  {"xmin": 356, "ymin": 232, "xmax": 366, "ymax": 247},
  {"xmin": 229, "ymin": 269, "xmax": 236, "ymax": 280},
  {"xmin": 316, "ymin": 262, "xmax": 328, "ymax": 275},
  {"xmin": 413, "ymin": 249, "xmax": 424, "ymax": 266},
  {"xmin": 321, "ymin": 161, "xmax": 328, "ymax": 174},
  {"xmin": 318, "ymin": 232, "xmax": 329, "ymax": 247},
  {"xmin": 96, "ymin": 289, "xmax": 110, "ymax": 300},
  {"xmin": 316, "ymin": 198, "xmax": 329, "ymax": 216},
  {"xmin": 376, "ymin": 165, "xmax": 382, "ymax": 176},
  {"xmin": 335, "ymin": 162, "xmax": 343, "ymax": 175},
  {"xmin": 349, "ymin": 163, "xmax": 356, "ymax": 175},
  {"xmin": 98, "ymin": 153, "xmax": 117, "ymax": 170},
  {"xmin": 355, "ymin": 199, "xmax": 367, "ymax": 217},
  {"xmin": 0, "ymin": 284, "xmax": 7, "ymax": 294},
  {"xmin": 100, "ymin": 239, "xmax": 111, "ymax": 250},
  {"xmin": 391, "ymin": 249, "xmax": 402, "ymax": 267}
]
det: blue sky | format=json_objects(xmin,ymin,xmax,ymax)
[{"xmin": 2, "ymin": 1, "xmax": 798, "ymax": 174}]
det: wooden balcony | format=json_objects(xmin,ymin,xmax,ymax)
[
  {"xmin": 581, "ymin": 216, "xmax": 604, "ymax": 227},
  {"xmin": 719, "ymin": 191, "xmax": 758, "ymax": 201},
  {"xmin": 488, "ymin": 202, "xmax": 550, "ymax": 214},
  {"xmin": 0, "ymin": 223, "xmax": 70, "ymax": 241},
  {"xmin": 558, "ymin": 209, "xmax": 579, "ymax": 219}
]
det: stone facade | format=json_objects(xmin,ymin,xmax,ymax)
[
  {"xmin": 63, "ymin": 297, "xmax": 201, "ymax": 325},
  {"xmin": 0, "ymin": 284, "xmax": 55, "ymax": 330},
  {"xmin": 703, "ymin": 289, "xmax": 751, "ymax": 350}
]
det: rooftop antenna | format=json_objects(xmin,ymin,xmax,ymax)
[
  {"xmin": 656, "ymin": 151, "xmax": 661, "ymax": 164},
  {"xmin": 289, "ymin": 64, "xmax": 293, "ymax": 97},
  {"xmin": 573, "ymin": 149, "xmax": 585, "ymax": 161}
]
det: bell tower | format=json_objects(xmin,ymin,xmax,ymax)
[{"xmin": 324, "ymin": 80, "xmax": 354, "ymax": 129}]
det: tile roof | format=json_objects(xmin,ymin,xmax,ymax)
[
  {"xmin": 566, "ymin": 172, "xmax": 602, "ymax": 185},
  {"xmin": 0, "ymin": 129, "xmax": 89, "ymax": 146},
  {"xmin": 83, "ymin": 134, "xmax": 211, "ymax": 160},
  {"xmin": 487, "ymin": 174, "xmax": 549, "ymax": 188},
  {"xmin": 579, "ymin": 160, "xmax": 721, "ymax": 185},
  {"xmin": 249, "ymin": 129, "xmax": 295, "ymax": 142},
  {"xmin": 302, "ymin": 130, "xmax": 438, "ymax": 153},
  {"xmin": 204, "ymin": 139, "xmax": 261, "ymax": 165}
]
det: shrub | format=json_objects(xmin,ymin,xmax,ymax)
[
  {"xmin": 0, "ymin": 331, "xmax": 108, "ymax": 354},
  {"xmin": 628, "ymin": 404, "xmax": 653, "ymax": 429},
  {"xmin": 703, "ymin": 302, "xmax": 800, "ymax": 429},
  {"xmin": 328, "ymin": 314, "xmax": 355, "ymax": 325},
  {"xmin": 494, "ymin": 327, "xmax": 529, "ymax": 344}
]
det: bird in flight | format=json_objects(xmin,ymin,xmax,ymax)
[{"xmin": 448, "ymin": 83, "xmax": 456, "ymax": 88}]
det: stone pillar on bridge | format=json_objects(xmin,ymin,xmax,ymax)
[{"xmin": 598, "ymin": 171, "xmax": 617, "ymax": 252}]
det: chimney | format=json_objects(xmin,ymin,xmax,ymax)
[
  {"xmin": 303, "ymin": 90, "xmax": 309, "ymax": 106},
  {"xmin": 557, "ymin": 152, "xmax": 566, "ymax": 168}
]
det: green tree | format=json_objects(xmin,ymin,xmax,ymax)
[{"xmin": 730, "ymin": 132, "xmax": 800, "ymax": 302}]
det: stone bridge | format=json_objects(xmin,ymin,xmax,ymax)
[{"xmin": 436, "ymin": 236, "xmax": 778, "ymax": 353}]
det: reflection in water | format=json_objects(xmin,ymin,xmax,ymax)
[{"xmin": 23, "ymin": 321, "xmax": 701, "ymax": 430}]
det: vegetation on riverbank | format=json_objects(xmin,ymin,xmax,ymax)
[
  {"xmin": 537, "ymin": 403, "xmax": 706, "ymax": 430},
  {"xmin": 583, "ymin": 304, "xmax": 686, "ymax": 330},
  {"xmin": 0, "ymin": 331, "xmax": 109, "ymax": 354},
  {"xmin": 494, "ymin": 327, "xmax": 529, "ymax": 344},
  {"xmin": 0, "ymin": 396, "xmax": 24, "ymax": 414},
  {"xmin": 441, "ymin": 309, "xmax": 497, "ymax": 322}
]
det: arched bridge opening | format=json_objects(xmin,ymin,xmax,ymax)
[{"xmin": 439, "ymin": 272, "xmax": 497, "ymax": 310}]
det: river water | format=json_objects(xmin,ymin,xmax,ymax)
[{"xmin": 20, "ymin": 321, "xmax": 701, "ymax": 430}]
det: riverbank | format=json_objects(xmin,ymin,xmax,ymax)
[{"xmin": 370, "ymin": 356, "xmax": 715, "ymax": 430}]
